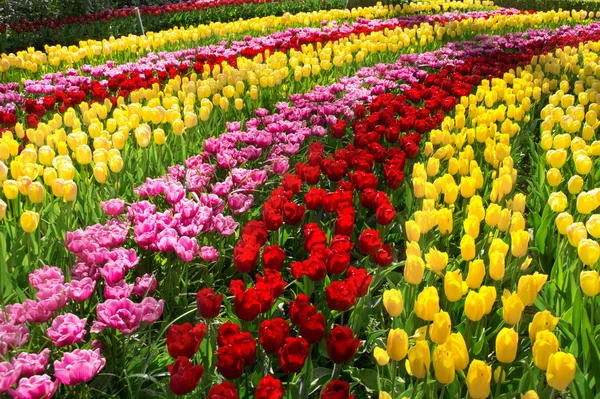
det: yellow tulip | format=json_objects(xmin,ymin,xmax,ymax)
[
  {"xmin": 430, "ymin": 311, "xmax": 451, "ymax": 345},
  {"xmin": 567, "ymin": 222, "xmax": 587, "ymax": 247},
  {"xmin": 373, "ymin": 347, "xmax": 389, "ymax": 366},
  {"xmin": 415, "ymin": 287, "xmax": 439, "ymax": 321},
  {"xmin": 568, "ymin": 175, "xmax": 584, "ymax": 195},
  {"xmin": 485, "ymin": 204, "xmax": 501, "ymax": 227},
  {"xmin": 546, "ymin": 352, "xmax": 576, "ymax": 391},
  {"xmin": 512, "ymin": 193, "xmax": 526, "ymax": 213},
  {"xmin": 501, "ymin": 291, "xmax": 524, "ymax": 326},
  {"xmin": 533, "ymin": 331, "xmax": 559, "ymax": 370},
  {"xmin": 386, "ymin": 328, "xmax": 409, "ymax": 361},
  {"xmin": 479, "ymin": 285, "xmax": 497, "ymax": 315},
  {"xmin": 529, "ymin": 311, "xmax": 559, "ymax": 342},
  {"xmin": 510, "ymin": 230, "xmax": 530, "ymax": 257},
  {"xmin": 172, "ymin": 119, "xmax": 185, "ymax": 136},
  {"xmin": 580, "ymin": 270, "xmax": 600, "ymax": 296},
  {"xmin": 489, "ymin": 251, "xmax": 506, "ymax": 281},
  {"xmin": 109, "ymin": 156, "xmax": 124, "ymax": 173},
  {"xmin": 383, "ymin": 289, "xmax": 403, "ymax": 317},
  {"xmin": 466, "ymin": 360, "xmax": 491, "ymax": 399},
  {"xmin": 406, "ymin": 241, "xmax": 421, "ymax": 258},
  {"xmin": 444, "ymin": 270, "xmax": 465, "ymax": 302},
  {"xmin": 497, "ymin": 208, "xmax": 511, "ymax": 232},
  {"xmin": 3, "ymin": 180, "xmax": 18, "ymax": 200},
  {"xmin": 27, "ymin": 182, "xmax": 45, "ymax": 204},
  {"xmin": 63, "ymin": 180, "xmax": 78, "ymax": 202},
  {"xmin": 153, "ymin": 128, "xmax": 166, "ymax": 145},
  {"xmin": 438, "ymin": 208, "xmax": 453, "ymax": 235},
  {"xmin": 75, "ymin": 145, "xmax": 92, "ymax": 165},
  {"xmin": 433, "ymin": 343, "xmax": 455, "ymax": 385},
  {"xmin": 460, "ymin": 235, "xmax": 476, "ymax": 261},
  {"xmin": 521, "ymin": 391, "xmax": 539, "ymax": 399},
  {"xmin": 379, "ymin": 392, "xmax": 392, "ymax": 399},
  {"xmin": 0, "ymin": 199, "xmax": 6, "ymax": 220},
  {"xmin": 466, "ymin": 260, "xmax": 486, "ymax": 289},
  {"xmin": 518, "ymin": 273, "xmax": 547, "ymax": 306},
  {"xmin": 578, "ymin": 239, "xmax": 600, "ymax": 265},
  {"xmin": 546, "ymin": 168, "xmax": 562, "ymax": 186},
  {"xmin": 405, "ymin": 220, "xmax": 420, "ymax": 242},
  {"xmin": 93, "ymin": 163, "xmax": 109, "ymax": 184},
  {"xmin": 586, "ymin": 214, "xmax": 600, "ymax": 238},
  {"xmin": 404, "ymin": 255, "xmax": 425, "ymax": 285},
  {"xmin": 463, "ymin": 215, "xmax": 480, "ymax": 238},
  {"xmin": 577, "ymin": 191, "xmax": 597, "ymax": 214},
  {"xmin": 555, "ymin": 212, "xmax": 573, "ymax": 235},
  {"xmin": 464, "ymin": 291, "xmax": 485, "ymax": 322},
  {"xmin": 425, "ymin": 248, "xmax": 448, "ymax": 273},
  {"xmin": 406, "ymin": 341, "xmax": 430, "ymax": 379},
  {"xmin": 496, "ymin": 327, "xmax": 518, "ymax": 363},
  {"xmin": 447, "ymin": 332, "xmax": 469, "ymax": 371},
  {"xmin": 547, "ymin": 191, "xmax": 568, "ymax": 212},
  {"xmin": 20, "ymin": 210, "xmax": 40, "ymax": 233}
]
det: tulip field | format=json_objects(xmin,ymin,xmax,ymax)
[{"xmin": 2, "ymin": 0, "xmax": 600, "ymax": 397}]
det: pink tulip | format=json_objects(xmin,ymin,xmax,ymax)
[
  {"xmin": 101, "ymin": 199, "xmax": 125, "ymax": 217},
  {"xmin": 8, "ymin": 374, "xmax": 58, "ymax": 399},
  {"xmin": 139, "ymin": 297, "xmax": 164, "ymax": 323},
  {"xmin": 12, "ymin": 349, "xmax": 50, "ymax": 377},
  {"xmin": 28, "ymin": 266, "xmax": 64, "ymax": 291},
  {"xmin": 199, "ymin": 246, "xmax": 218, "ymax": 262},
  {"xmin": 0, "ymin": 362, "xmax": 19, "ymax": 393},
  {"xmin": 66, "ymin": 278, "xmax": 96, "ymax": 302},
  {"xmin": 0, "ymin": 323, "xmax": 29, "ymax": 355},
  {"xmin": 132, "ymin": 274, "xmax": 157, "ymax": 297},
  {"xmin": 53, "ymin": 349, "xmax": 105, "ymax": 386},
  {"xmin": 93, "ymin": 298, "xmax": 143, "ymax": 334},
  {"xmin": 46, "ymin": 314, "xmax": 87, "ymax": 347}
]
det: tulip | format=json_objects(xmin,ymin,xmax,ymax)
[
  {"xmin": 485, "ymin": 204, "xmax": 501, "ymax": 227},
  {"xmin": 556, "ymin": 213, "xmax": 573, "ymax": 235},
  {"xmin": 488, "ymin": 251, "xmax": 505, "ymax": 281},
  {"xmin": 414, "ymin": 287, "xmax": 440, "ymax": 322},
  {"xmin": 567, "ymin": 222, "xmax": 588, "ymax": 247},
  {"xmin": 512, "ymin": 193, "xmax": 526, "ymax": 213},
  {"xmin": 93, "ymin": 163, "xmax": 109, "ymax": 184},
  {"xmin": 586, "ymin": 214, "xmax": 600, "ymax": 238},
  {"xmin": 447, "ymin": 332, "xmax": 469, "ymax": 371},
  {"xmin": 406, "ymin": 241, "xmax": 421, "ymax": 258},
  {"xmin": 406, "ymin": 341, "xmax": 430, "ymax": 379},
  {"xmin": 460, "ymin": 235, "xmax": 476, "ymax": 261},
  {"xmin": 20, "ymin": 210, "xmax": 40, "ymax": 233},
  {"xmin": 425, "ymin": 248, "xmax": 448, "ymax": 273},
  {"xmin": 463, "ymin": 215, "xmax": 480, "ymax": 238},
  {"xmin": 496, "ymin": 327, "xmax": 518, "ymax": 363},
  {"xmin": 433, "ymin": 343, "xmax": 455, "ymax": 385},
  {"xmin": 533, "ymin": 331, "xmax": 559, "ymax": 370},
  {"xmin": 3, "ymin": 179, "xmax": 18, "ymax": 199},
  {"xmin": 511, "ymin": 230, "xmax": 530, "ymax": 257},
  {"xmin": 529, "ymin": 311, "xmax": 559, "ymax": 342},
  {"xmin": 386, "ymin": 328, "xmax": 408, "ymax": 361},
  {"xmin": 383, "ymin": 289, "xmax": 403, "ymax": 317},
  {"xmin": 501, "ymin": 291, "xmax": 524, "ymax": 325},
  {"xmin": 580, "ymin": 270, "xmax": 600, "ymax": 296},
  {"xmin": 466, "ymin": 360, "xmax": 491, "ymax": 399},
  {"xmin": 438, "ymin": 208, "xmax": 453, "ymax": 235},
  {"xmin": 109, "ymin": 156, "xmax": 124, "ymax": 173},
  {"xmin": 577, "ymin": 239, "xmax": 600, "ymax": 265},
  {"xmin": 546, "ymin": 168, "xmax": 562, "ymax": 186},
  {"xmin": 75, "ymin": 145, "xmax": 92, "ymax": 164},
  {"xmin": 479, "ymin": 286, "xmax": 497, "ymax": 315},
  {"xmin": 509, "ymin": 212, "xmax": 526, "ymax": 233},
  {"xmin": 0, "ymin": 199, "xmax": 5, "ymax": 220},
  {"xmin": 27, "ymin": 182, "xmax": 45, "ymax": 204},
  {"xmin": 404, "ymin": 255, "xmax": 424, "ymax": 285},
  {"xmin": 373, "ymin": 347, "xmax": 389, "ymax": 366},
  {"xmin": 547, "ymin": 192, "xmax": 568, "ymax": 212},
  {"xmin": 521, "ymin": 391, "xmax": 539, "ymax": 399},
  {"xmin": 577, "ymin": 191, "xmax": 597, "ymax": 214},
  {"xmin": 430, "ymin": 311, "xmax": 451, "ymax": 345},
  {"xmin": 464, "ymin": 291, "xmax": 486, "ymax": 322},
  {"xmin": 379, "ymin": 392, "xmax": 392, "ymax": 399},
  {"xmin": 405, "ymin": 220, "xmax": 420, "ymax": 242},
  {"xmin": 444, "ymin": 270, "xmax": 465, "ymax": 302},
  {"xmin": 518, "ymin": 273, "xmax": 547, "ymax": 306},
  {"xmin": 63, "ymin": 181, "xmax": 78, "ymax": 202},
  {"xmin": 568, "ymin": 175, "xmax": 584, "ymax": 195},
  {"xmin": 460, "ymin": 176, "xmax": 477, "ymax": 198},
  {"xmin": 546, "ymin": 352, "xmax": 576, "ymax": 391},
  {"xmin": 466, "ymin": 260, "xmax": 486, "ymax": 289},
  {"xmin": 497, "ymin": 208, "xmax": 511, "ymax": 232}
]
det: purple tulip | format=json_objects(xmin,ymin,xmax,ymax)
[
  {"xmin": 53, "ymin": 349, "xmax": 105, "ymax": 386},
  {"xmin": 8, "ymin": 374, "xmax": 58, "ymax": 399},
  {"xmin": 12, "ymin": 349, "xmax": 50, "ymax": 377}
]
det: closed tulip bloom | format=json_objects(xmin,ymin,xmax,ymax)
[
  {"xmin": 509, "ymin": 212, "xmax": 526, "ymax": 233},
  {"xmin": 497, "ymin": 208, "xmax": 512, "ymax": 232},
  {"xmin": 466, "ymin": 260, "xmax": 486, "ymax": 289},
  {"xmin": 479, "ymin": 286, "xmax": 497, "ymax": 315},
  {"xmin": 172, "ymin": 119, "xmax": 185, "ymax": 136},
  {"xmin": 406, "ymin": 241, "xmax": 421, "ymax": 258},
  {"xmin": 433, "ymin": 343, "xmax": 455, "ymax": 385},
  {"xmin": 580, "ymin": 271, "xmax": 600, "ymax": 296},
  {"xmin": 463, "ymin": 215, "xmax": 480, "ymax": 238},
  {"xmin": 578, "ymin": 239, "xmax": 600, "ymax": 265},
  {"xmin": 488, "ymin": 251, "xmax": 506, "ymax": 281},
  {"xmin": 466, "ymin": 360, "xmax": 491, "ymax": 399},
  {"xmin": 547, "ymin": 192, "xmax": 568, "ymax": 212},
  {"xmin": 427, "ymin": 158, "xmax": 440, "ymax": 177},
  {"xmin": 425, "ymin": 248, "xmax": 448, "ymax": 273},
  {"xmin": 404, "ymin": 255, "xmax": 425, "ymax": 285},
  {"xmin": 460, "ymin": 176, "xmax": 477, "ymax": 198},
  {"xmin": 438, "ymin": 208, "xmax": 453, "ymax": 235},
  {"xmin": 496, "ymin": 327, "xmax": 518, "ymax": 363},
  {"xmin": 461, "ymin": 235, "xmax": 476, "ymax": 261},
  {"xmin": 447, "ymin": 332, "xmax": 469, "ymax": 370},
  {"xmin": 464, "ymin": 291, "xmax": 486, "ymax": 321},
  {"xmin": 546, "ymin": 149, "xmax": 567, "ymax": 168},
  {"xmin": 28, "ymin": 182, "xmax": 45, "ymax": 204},
  {"xmin": 546, "ymin": 352, "xmax": 576, "ymax": 391},
  {"xmin": 444, "ymin": 270, "xmax": 466, "ymax": 302},
  {"xmin": 386, "ymin": 329, "xmax": 408, "ymax": 361},
  {"xmin": 63, "ymin": 180, "xmax": 78, "ymax": 202},
  {"xmin": 379, "ymin": 392, "xmax": 392, "ymax": 399},
  {"xmin": 586, "ymin": 215, "xmax": 600, "ymax": 238},
  {"xmin": 20, "ymin": 210, "xmax": 40, "ymax": 233},
  {"xmin": 518, "ymin": 273, "xmax": 547, "ymax": 306},
  {"xmin": 383, "ymin": 289, "xmax": 403, "ymax": 317},
  {"xmin": 575, "ymin": 155, "xmax": 593, "ymax": 175},
  {"xmin": 521, "ymin": 390, "xmax": 539, "ymax": 399},
  {"xmin": 501, "ymin": 291, "xmax": 524, "ymax": 325},
  {"xmin": 568, "ymin": 175, "xmax": 584, "ymax": 195},
  {"xmin": 373, "ymin": 347, "xmax": 389, "ymax": 366},
  {"xmin": 511, "ymin": 230, "xmax": 530, "ymax": 257},
  {"xmin": 493, "ymin": 366, "xmax": 506, "ymax": 383},
  {"xmin": 533, "ymin": 331, "xmax": 559, "ymax": 370},
  {"xmin": 485, "ymin": 204, "xmax": 501, "ymax": 227},
  {"xmin": 546, "ymin": 168, "xmax": 562, "ymax": 186},
  {"xmin": 405, "ymin": 220, "xmax": 421, "ymax": 242},
  {"xmin": 556, "ymin": 213, "xmax": 573, "ymax": 235},
  {"xmin": 467, "ymin": 196, "xmax": 485, "ymax": 222},
  {"xmin": 184, "ymin": 112, "xmax": 198, "ymax": 128},
  {"xmin": 406, "ymin": 341, "xmax": 430, "ymax": 379},
  {"xmin": 512, "ymin": 193, "xmax": 526, "ymax": 213},
  {"xmin": 413, "ymin": 177, "xmax": 426, "ymax": 198},
  {"xmin": 3, "ymin": 179, "xmax": 18, "ymax": 199},
  {"xmin": 109, "ymin": 156, "xmax": 124, "ymax": 173},
  {"xmin": 0, "ymin": 199, "xmax": 6, "ymax": 220},
  {"xmin": 415, "ymin": 287, "xmax": 440, "ymax": 321},
  {"xmin": 430, "ymin": 311, "xmax": 451, "ymax": 345},
  {"xmin": 567, "ymin": 222, "xmax": 588, "ymax": 247},
  {"xmin": 577, "ymin": 192, "xmax": 597, "ymax": 215},
  {"xmin": 93, "ymin": 163, "xmax": 109, "ymax": 184},
  {"xmin": 529, "ymin": 311, "xmax": 560, "ymax": 342}
]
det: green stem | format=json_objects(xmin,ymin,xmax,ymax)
[
  {"xmin": 439, "ymin": 383, "xmax": 446, "ymax": 399},
  {"xmin": 391, "ymin": 360, "xmax": 397, "ymax": 399},
  {"xmin": 494, "ymin": 364, "xmax": 504, "ymax": 398}
]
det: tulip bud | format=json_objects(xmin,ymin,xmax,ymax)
[
  {"xmin": 546, "ymin": 168, "xmax": 562, "ymax": 186},
  {"xmin": 501, "ymin": 291, "xmax": 524, "ymax": 325},
  {"xmin": 568, "ymin": 175, "xmax": 584, "ymax": 195},
  {"xmin": 93, "ymin": 163, "xmax": 109, "ymax": 184},
  {"xmin": 153, "ymin": 128, "xmax": 165, "ymax": 145},
  {"xmin": 383, "ymin": 289, "xmax": 403, "ymax": 317},
  {"xmin": 63, "ymin": 180, "xmax": 78, "ymax": 202},
  {"xmin": 512, "ymin": 193, "xmax": 526, "ymax": 213},
  {"xmin": 518, "ymin": 273, "xmax": 547, "ymax": 306},
  {"xmin": 521, "ymin": 391, "xmax": 539, "ymax": 399},
  {"xmin": 444, "ymin": 270, "xmax": 465, "ymax": 302},
  {"xmin": 547, "ymin": 191, "xmax": 568, "ymax": 212},
  {"xmin": 438, "ymin": 208, "xmax": 453, "ymax": 235},
  {"xmin": 578, "ymin": 238, "xmax": 600, "ymax": 265},
  {"xmin": 235, "ymin": 98, "xmax": 243, "ymax": 111},
  {"xmin": 415, "ymin": 287, "xmax": 439, "ymax": 321},
  {"xmin": 109, "ymin": 156, "xmax": 124, "ymax": 173},
  {"xmin": 379, "ymin": 393, "xmax": 391, "ymax": 399},
  {"xmin": 404, "ymin": 255, "xmax": 424, "ymax": 285},
  {"xmin": 510, "ymin": 230, "xmax": 530, "ymax": 257},
  {"xmin": 529, "ymin": 310, "xmax": 559, "ymax": 342},
  {"xmin": 27, "ymin": 181, "xmax": 45, "ymax": 204},
  {"xmin": 386, "ymin": 328, "xmax": 408, "ymax": 361},
  {"xmin": 405, "ymin": 220, "xmax": 420, "ymax": 242},
  {"xmin": 567, "ymin": 222, "xmax": 588, "ymax": 247},
  {"xmin": 460, "ymin": 235, "xmax": 476, "ymax": 261},
  {"xmin": 0, "ymin": 199, "xmax": 6, "ymax": 220},
  {"xmin": 425, "ymin": 248, "xmax": 448, "ymax": 273},
  {"xmin": 586, "ymin": 214, "xmax": 600, "ymax": 238},
  {"xmin": 464, "ymin": 291, "xmax": 485, "ymax": 321},
  {"xmin": 406, "ymin": 241, "xmax": 421, "ymax": 258},
  {"xmin": 430, "ymin": 311, "xmax": 451, "ymax": 345},
  {"xmin": 466, "ymin": 260, "xmax": 485, "ymax": 289},
  {"xmin": 580, "ymin": 270, "xmax": 600, "ymax": 296},
  {"xmin": 496, "ymin": 327, "xmax": 518, "ymax": 363},
  {"xmin": 533, "ymin": 330, "xmax": 559, "ymax": 370},
  {"xmin": 3, "ymin": 179, "xmax": 18, "ymax": 200},
  {"xmin": 75, "ymin": 145, "xmax": 92, "ymax": 165},
  {"xmin": 406, "ymin": 341, "xmax": 430, "ymax": 379},
  {"xmin": 485, "ymin": 204, "xmax": 501, "ymax": 227},
  {"xmin": 556, "ymin": 212, "xmax": 573, "ymax": 235},
  {"xmin": 20, "ymin": 210, "xmax": 40, "ymax": 233},
  {"xmin": 546, "ymin": 352, "xmax": 576, "ymax": 391},
  {"xmin": 373, "ymin": 347, "xmax": 389, "ymax": 366},
  {"xmin": 480, "ymin": 286, "xmax": 497, "ymax": 315},
  {"xmin": 577, "ymin": 191, "xmax": 597, "ymax": 214},
  {"xmin": 433, "ymin": 343, "xmax": 455, "ymax": 385},
  {"xmin": 466, "ymin": 360, "xmax": 491, "ymax": 399}
]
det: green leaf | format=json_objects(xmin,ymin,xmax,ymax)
[{"xmin": 359, "ymin": 368, "xmax": 379, "ymax": 391}]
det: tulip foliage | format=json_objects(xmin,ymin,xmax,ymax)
[{"xmin": 1, "ymin": 1, "xmax": 600, "ymax": 398}]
